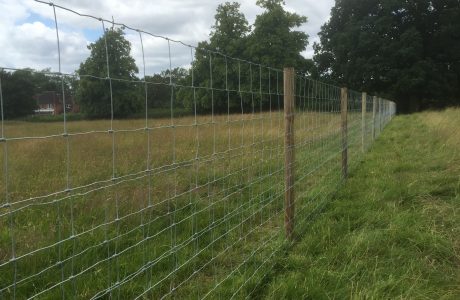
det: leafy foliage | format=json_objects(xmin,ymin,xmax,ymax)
[
  {"xmin": 30, "ymin": 68, "xmax": 74, "ymax": 96},
  {"xmin": 314, "ymin": 0, "xmax": 460, "ymax": 112},
  {"xmin": 0, "ymin": 68, "xmax": 77, "ymax": 119},
  {"xmin": 178, "ymin": 2, "xmax": 251, "ymax": 113},
  {"xmin": 178, "ymin": 1, "xmax": 309, "ymax": 113},
  {"xmin": 0, "ymin": 70, "xmax": 36, "ymax": 119},
  {"xmin": 145, "ymin": 67, "xmax": 188, "ymax": 109},
  {"xmin": 76, "ymin": 28, "xmax": 142, "ymax": 118},
  {"xmin": 249, "ymin": 0, "xmax": 309, "ymax": 70}
]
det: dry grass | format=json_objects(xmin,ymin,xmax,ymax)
[{"xmin": 1, "ymin": 108, "xmax": 372, "ymax": 299}]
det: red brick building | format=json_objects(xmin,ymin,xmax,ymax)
[{"xmin": 34, "ymin": 91, "xmax": 80, "ymax": 115}]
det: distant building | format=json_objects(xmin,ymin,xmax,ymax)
[{"xmin": 34, "ymin": 91, "xmax": 80, "ymax": 115}]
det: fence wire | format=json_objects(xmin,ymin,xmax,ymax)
[{"xmin": 0, "ymin": 1, "xmax": 396, "ymax": 299}]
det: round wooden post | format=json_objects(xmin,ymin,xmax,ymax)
[
  {"xmin": 284, "ymin": 67, "xmax": 295, "ymax": 240},
  {"xmin": 372, "ymin": 96, "xmax": 377, "ymax": 139},
  {"xmin": 361, "ymin": 92, "xmax": 367, "ymax": 153},
  {"xmin": 341, "ymin": 88, "xmax": 348, "ymax": 179},
  {"xmin": 379, "ymin": 97, "xmax": 382, "ymax": 134}
]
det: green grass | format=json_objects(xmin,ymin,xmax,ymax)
[
  {"xmin": 0, "ymin": 103, "xmax": 421, "ymax": 299},
  {"xmin": 0, "ymin": 108, "xmax": 367, "ymax": 299},
  {"xmin": 20, "ymin": 113, "xmax": 86, "ymax": 122},
  {"xmin": 260, "ymin": 108, "xmax": 460, "ymax": 299}
]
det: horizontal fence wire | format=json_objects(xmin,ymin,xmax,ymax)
[{"xmin": 0, "ymin": 1, "xmax": 396, "ymax": 299}]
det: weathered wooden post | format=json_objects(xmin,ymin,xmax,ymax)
[
  {"xmin": 341, "ymin": 88, "xmax": 348, "ymax": 179},
  {"xmin": 284, "ymin": 67, "xmax": 295, "ymax": 240},
  {"xmin": 372, "ymin": 96, "xmax": 377, "ymax": 139},
  {"xmin": 379, "ymin": 97, "xmax": 382, "ymax": 133},
  {"xmin": 361, "ymin": 92, "xmax": 367, "ymax": 153}
]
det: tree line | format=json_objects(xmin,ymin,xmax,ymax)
[
  {"xmin": 313, "ymin": 0, "xmax": 460, "ymax": 113},
  {"xmin": 75, "ymin": 0, "xmax": 310, "ymax": 117},
  {"xmin": 1, "ymin": 0, "xmax": 308, "ymax": 118},
  {"xmin": 1, "ymin": 0, "xmax": 458, "ymax": 118},
  {"xmin": 0, "ymin": 69, "xmax": 76, "ymax": 118}
]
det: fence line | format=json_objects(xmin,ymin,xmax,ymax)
[{"xmin": 0, "ymin": 1, "xmax": 396, "ymax": 299}]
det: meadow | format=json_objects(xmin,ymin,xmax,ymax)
[
  {"xmin": 263, "ymin": 108, "xmax": 460, "ymax": 299},
  {"xmin": 0, "ymin": 101, "xmax": 385, "ymax": 298}
]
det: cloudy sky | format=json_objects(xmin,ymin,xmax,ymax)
[{"xmin": 0, "ymin": 0, "xmax": 334, "ymax": 75}]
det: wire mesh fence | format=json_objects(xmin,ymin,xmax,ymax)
[{"xmin": 0, "ymin": 1, "xmax": 396, "ymax": 299}]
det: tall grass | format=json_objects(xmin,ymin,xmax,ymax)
[
  {"xmin": 1, "ymin": 107, "xmax": 376, "ymax": 299},
  {"xmin": 262, "ymin": 108, "xmax": 460, "ymax": 299}
]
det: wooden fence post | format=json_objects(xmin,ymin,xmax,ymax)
[
  {"xmin": 341, "ymin": 87, "xmax": 348, "ymax": 179},
  {"xmin": 372, "ymin": 96, "xmax": 377, "ymax": 139},
  {"xmin": 284, "ymin": 67, "xmax": 295, "ymax": 240},
  {"xmin": 383, "ymin": 100, "xmax": 387, "ymax": 127},
  {"xmin": 361, "ymin": 92, "xmax": 367, "ymax": 153},
  {"xmin": 378, "ymin": 97, "xmax": 382, "ymax": 134}
]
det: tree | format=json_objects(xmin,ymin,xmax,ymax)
[
  {"xmin": 0, "ymin": 70, "xmax": 36, "ymax": 119},
  {"xmin": 145, "ymin": 67, "xmax": 188, "ymax": 108},
  {"xmin": 179, "ymin": 1, "xmax": 311, "ymax": 113},
  {"xmin": 178, "ymin": 2, "xmax": 251, "ymax": 113},
  {"xmin": 314, "ymin": 0, "xmax": 460, "ymax": 113},
  {"xmin": 76, "ymin": 28, "xmax": 142, "ymax": 118},
  {"xmin": 29, "ymin": 68, "xmax": 75, "ymax": 100},
  {"xmin": 248, "ymin": 0, "xmax": 309, "ymax": 70}
]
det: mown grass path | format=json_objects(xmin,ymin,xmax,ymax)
[{"xmin": 263, "ymin": 109, "xmax": 460, "ymax": 299}]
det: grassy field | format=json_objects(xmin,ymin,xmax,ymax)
[
  {"xmin": 0, "ymin": 101, "xmax": 388, "ymax": 299},
  {"xmin": 259, "ymin": 108, "xmax": 460, "ymax": 299}
]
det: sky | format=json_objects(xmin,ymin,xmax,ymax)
[{"xmin": 0, "ymin": 0, "xmax": 335, "ymax": 75}]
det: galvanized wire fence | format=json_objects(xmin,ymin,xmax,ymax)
[{"xmin": 0, "ymin": 1, "xmax": 396, "ymax": 299}]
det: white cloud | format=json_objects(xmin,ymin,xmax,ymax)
[
  {"xmin": 0, "ymin": 21, "xmax": 89, "ymax": 72},
  {"xmin": 0, "ymin": 0, "xmax": 334, "ymax": 74}
]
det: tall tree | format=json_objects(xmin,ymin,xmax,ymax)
[
  {"xmin": 248, "ymin": 0, "xmax": 309, "ymax": 70},
  {"xmin": 209, "ymin": 1, "xmax": 251, "ymax": 55},
  {"xmin": 178, "ymin": 2, "xmax": 251, "ymax": 113},
  {"xmin": 314, "ymin": 0, "xmax": 460, "ymax": 113},
  {"xmin": 179, "ymin": 1, "xmax": 311, "ymax": 113},
  {"xmin": 76, "ymin": 28, "xmax": 142, "ymax": 118}
]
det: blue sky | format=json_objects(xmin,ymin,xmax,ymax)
[
  {"xmin": 22, "ymin": 11, "xmax": 102, "ymax": 43},
  {"xmin": 0, "ymin": 0, "xmax": 335, "ymax": 74},
  {"xmin": 21, "ymin": 11, "xmax": 53, "ymax": 27}
]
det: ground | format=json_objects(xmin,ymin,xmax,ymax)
[
  {"xmin": 262, "ymin": 109, "xmax": 460, "ymax": 299},
  {"xmin": 0, "ymin": 108, "xmax": 458, "ymax": 299}
]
